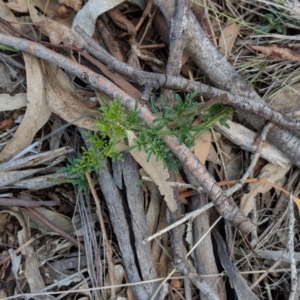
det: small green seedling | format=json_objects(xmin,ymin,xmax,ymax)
[{"xmin": 61, "ymin": 92, "xmax": 233, "ymax": 191}]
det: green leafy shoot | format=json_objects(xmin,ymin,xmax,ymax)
[
  {"xmin": 61, "ymin": 98, "xmax": 142, "ymax": 190},
  {"xmin": 0, "ymin": 44, "xmax": 18, "ymax": 52},
  {"xmin": 61, "ymin": 94, "xmax": 234, "ymax": 190}
]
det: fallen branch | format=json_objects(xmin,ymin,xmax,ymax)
[
  {"xmin": 75, "ymin": 27, "xmax": 300, "ymax": 139},
  {"xmin": 153, "ymin": 0, "xmax": 300, "ymax": 168},
  {"xmin": 0, "ymin": 32, "xmax": 254, "ymax": 234}
]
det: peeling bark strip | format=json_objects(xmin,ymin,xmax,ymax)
[
  {"xmin": 0, "ymin": 33, "xmax": 254, "ymax": 234},
  {"xmin": 97, "ymin": 164, "xmax": 152, "ymax": 300}
]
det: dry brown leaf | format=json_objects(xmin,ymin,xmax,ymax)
[
  {"xmin": 192, "ymin": 130, "xmax": 211, "ymax": 164},
  {"xmin": 190, "ymin": 119, "xmax": 211, "ymax": 164},
  {"xmin": 3, "ymin": 210, "xmax": 45, "ymax": 292},
  {"xmin": 21, "ymin": 207, "xmax": 74, "ymax": 234},
  {"xmin": 28, "ymin": 0, "xmax": 75, "ymax": 29},
  {"xmin": 240, "ymin": 162, "xmax": 292, "ymax": 216},
  {"xmin": 59, "ymin": 0, "xmax": 82, "ymax": 11},
  {"xmin": 0, "ymin": 117, "xmax": 14, "ymax": 131},
  {"xmin": 107, "ymin": 8, "xmax": 137, "ymax": 37},
  {"xmin": 219, "ymin": 23, "xmax": 241, "ymax": 58},
  {"xmin": 5, "ymin": 0, "xmax": 28, "ymax": 12},
  {"xmin": 269, "ymin": 81, "xmax": 300, "ymax": 114},
  {"xmin": 0, "ymin": 54, "xmax": 51, "ymax": 163},
  {"xmin": 45, "ymin": 81, "xmax": 98, "ymax": 130},
  {"xmin": 44, "ymin": 63, "xmax": 99, "ymax": 130},
  {"xmin": 0, "ymin": 93, "xmax": 27, "ymax": 111},
  {"xmin": 207, "ymin": 146, "xmax": 221, "ymax": 165},
  {"xmin": 35, "ymin": 18, "xmax": 77, "ymax": 46},
  {"xmin": 37, "ymin": 238, "xmax": 72, "ymax": 262},
  {"xmin": 0, "ymin": 0, "xmax": 22, "ymax": 34},
  {"xmin": 28, "ymin": 0, "xmax": 76, "ymax": 46},
  {"xmin": 252, "ymin": 44, "xmax": 300, "ymax": 61},
  {"xmin": 127, "ymin": 130, "xmax": 178, "ymax": 212}
]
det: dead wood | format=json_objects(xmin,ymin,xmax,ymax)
[
  {"xmin": 0, "ymin": 1, "xmax": 299, "ymax": 298},
  {"xmin": 97, "ymin": 163, "xmax": 154, "ymax": 299},
  {"xmin": 186, "ymin": 168, "xmax": 226, "ymax": 300},
  {"xmin": 154, "ymin": 0, "xmax": 300, "ymax": 167},
  {"xmin": 115, "ymin": 153, "xmax": 158, "ymax": 287},
  {"xmin": 0, "ymin": 32, "xmax": 255, "ymax": 233},
  {"xmin": 76, "ymin": 28, "xmax": 300, "ymax": 140},
  {"xmin": 213, "ymin": 230, "xmax": 260, "ymax": 300},
  {"xmin": 166, "ymin": 209, "xmax": 219, "ymax": 300}
]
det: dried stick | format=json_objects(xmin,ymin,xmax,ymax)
[
  {"xmin": 97, "ymin": 164, "xmax": 153, "ymax": 299},
  {"xmin": 288, "ymin": 193, "xmax": 298, "ymax": 300},
  {"xmin": 185, "ymin": 167, "xmax": 226, "ymax": 300},
  {"xmin": 86, "ymin": 172, "xmax": 116, "ymax": 298},
  {"xmin": 135, "ymin": 0, "xmax": 154, "ymax": 32},
  {"xmin": 75, "ymin": 28, "xmax": 300, "ymax": 138},
  {"xmin": 165, "ymin": 0, "xmax": 189, "ymax": 76},
  {"xmin": 118, "ymin": 154, "xmax": 158, "ymax": 291},
  {"xmin": 167, "ymin": 211, "xmax": 219, "ymax": 300},
  {"xmin": 226, "ymin": 122, "xmax": 273, "ymax": 196},
  {"xmin": 0, "ymin": 198, "xmax": 59, "ymax": 207},
  {"xmin": 160, "ymin": 0, "xmax": 189, "ymax": 105},
  {"xmin": 0, "ymin": 32, "xmax": 254, "ymax": 234},
  {"xmin": 153, "ymin": 0, "xmax": 300, "ymax": 170},
  {"xmin": 144, "ymin": 202, "xmax": 214, "ymax": 242},
  {"xmin": 0, "ymin": 30, "xmax": 299, "ymax": 138},
  {"xmin": 213, "ymin": 230, "xmax": 260, "ymax": 300}
]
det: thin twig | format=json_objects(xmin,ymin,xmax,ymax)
[
  {"xmin": 142, "ymin": 175, "xmax": 199, "ymax": 190},
  {"xmin": 226, "ymin": 122, "xmax": 273, "ymax": 196},
  {"xmin": 144, "ymin": 202, "xmax": 214, "ymax": 242},
  {"xmin": 288, "ymin": 192, "xmax": 298, "ymax": 300},
  {"xmin": 178, "ymin": 177, "xmax": 300, "ymax": 205},
  {"xmin": 135, "ymin": 0, "xmax": 154, "ymax": 32},
  {"xmin": 250, "ymin": 253, "xmax": 285, "ymax": 289},
  {"xmin": 187, "ymin": 216, "xmax": 222, "ymax": 256}
]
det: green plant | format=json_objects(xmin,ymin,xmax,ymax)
[
  {"xmin": 62, "ymin": 92, "xmax": 233, "ymax": 191},
  {"xmin": 260, "ymin": 13, "xmax": 287, "ymax": 35}
]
